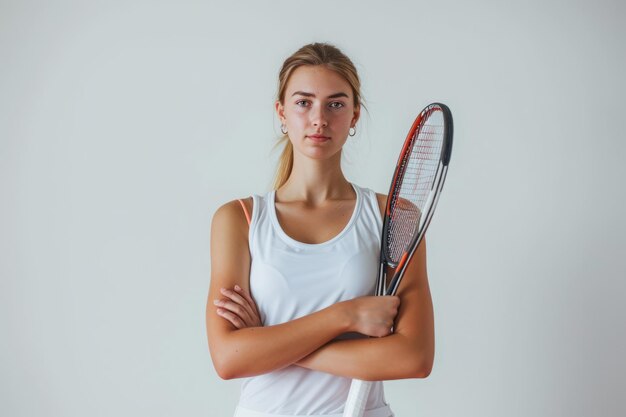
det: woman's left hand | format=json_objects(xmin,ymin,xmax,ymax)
[{"xmin": 213, "ymin": 285, "xmax": 262, "ymax": 329}]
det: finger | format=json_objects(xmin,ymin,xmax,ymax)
[
  {"xmin": 220, "ymin": 288, "xmax": 257, "ymax": 320},
  {"xmin": 383, "ymin": 295, "xmax": 400, "ymax": 305},
  {"xmin": 231, "ymin": 287, "xmax": 262, "ymax": 326},
  {"xmin": 220, "ymin": 288, "xmax": 251, "ymax": 310},
  {"xmin": 216, "ymin": 308, "xmax": 245, "ymax": 329},
  {"xmin": 214, "ymin": 298, "xmax": 253, "ymax": 324},
  {"xmin": 231, "ymin": 290, "xmax": 262, "ymax": 328},
  {"xmin": 234, "ymin": 285, "xmax": 260, "ymax": 310},
  {"xmin": 233, "ymin": 285, "xmax": 254, "ymax": 304},
  {"xmin": 217, "ymin": 295, "xmax": 261, "ymax": 327}
]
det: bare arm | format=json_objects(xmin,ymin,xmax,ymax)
[
  {"xmin": 296, "ymin": 235, "xmax": 435, "ymax": 380},
  {"xmin": 213, "ymin": 193, "xmax": 436, "ymax": 381},
  {"xmin": 205, "ymin": 200, "xmax": 399, "ymax": 380},
  {"xmin": 295, "ymin": 192, "xmax": 435, "ymax": 379}
]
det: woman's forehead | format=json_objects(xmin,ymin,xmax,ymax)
[{"xmin": 286, "ymin": 66, "xmax": 352, "ymax": 98}]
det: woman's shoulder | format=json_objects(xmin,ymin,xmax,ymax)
[{"xmin": 211, "ymin": 197, "xmax": 254, "ymax": 235}]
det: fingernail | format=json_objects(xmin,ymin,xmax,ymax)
[
  {"xmin": 235, "ymin": 285, "xmax": 241, "ymax": 291},
  {"xmin": 216, "ymin": 309, "xmax": 223, "ymax": 315},
  {"xmin": 213, "ymin": 299, "xmax": 221, "ymax": 306}
]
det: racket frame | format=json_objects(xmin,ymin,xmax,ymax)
[
  {"xmin": 344, "ymin": 102, "xmax": 453, "ymax": 417},
  {"xmin": 377, "ymin": 102, "xmax": 453, "ymax": 297}
]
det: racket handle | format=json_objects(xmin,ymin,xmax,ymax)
[{"xmin": 343, "ymin": 379, "xmax": 372, "ymax": 417}]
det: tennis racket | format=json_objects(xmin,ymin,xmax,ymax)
[{"xmin": 343, "ymin": 102, "xmax": 454, "ymax": 417}]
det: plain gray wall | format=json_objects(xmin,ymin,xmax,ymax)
[{"xmin": 1, "ymin": 0, "xmax": 625, "ymax": 416}]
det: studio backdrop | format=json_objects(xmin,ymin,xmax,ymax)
[{"xmin": 1, "ymin": 1, "xmax": 624, "ymax": 416}]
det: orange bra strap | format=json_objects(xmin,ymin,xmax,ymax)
[{"xmin": 237, "ymin": 199, "xmax": 251, "ymax": 226}]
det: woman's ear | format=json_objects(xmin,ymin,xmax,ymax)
[
  {"xmin": 275, "ymin": 101, "xmax": 286, "ymax": 124},
  {"xmin": 352, "ymin": 105, "xmax": 361, "ymax": 127}
]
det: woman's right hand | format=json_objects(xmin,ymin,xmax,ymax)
[{"xmin": 343, "ymin": 295, "xmax": 400, "ymax": 337}]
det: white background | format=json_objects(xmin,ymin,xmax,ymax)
[{"xmin": 1, "ymin": 0, "xmax": 625, "ymax": 416}]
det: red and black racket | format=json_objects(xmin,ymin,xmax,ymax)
[{"xmin": 344, "ymin": 102, "xmax": 454, "ymax": 417}]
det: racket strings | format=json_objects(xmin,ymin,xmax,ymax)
[{"xmin": 386, "ymin": 117, "xmax": 444, "ymax": 263}]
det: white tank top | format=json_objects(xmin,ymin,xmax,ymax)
[{"xmin": 236, "ymin": 183, "xmax": 394, "ymax": 417}]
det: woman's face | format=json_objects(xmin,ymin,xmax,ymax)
[{"xmin": 276, "ymin": 65, "xmax": 360, "ymax": 160}]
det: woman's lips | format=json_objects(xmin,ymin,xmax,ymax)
[{"xmin": 307, "ymin": 135, "xmax": 330, "ymax": 142}]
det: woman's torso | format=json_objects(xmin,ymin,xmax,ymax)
[{"xmin": 236, "ymin": 183, "xmax": 394, "ymax": 417}]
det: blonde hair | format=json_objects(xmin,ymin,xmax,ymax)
[{"xmin": 272, "ymin": 43, "xmax": 364, "ymax": 190}]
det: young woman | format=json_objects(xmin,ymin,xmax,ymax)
[{"xmin": 206, "ymin": 43, "xmax": 435, "ymax": 417}]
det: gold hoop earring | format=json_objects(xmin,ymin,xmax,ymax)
[{"xmin": 349, "ymin": 127, "xmax": 356, "ymax": 137}]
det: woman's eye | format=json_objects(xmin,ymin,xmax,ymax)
[
  {"xmin": 296, "ymin": 100, "xmax": 310, "ymax": 107},
  {"xmin": 329, "ymin": 102, "xmax": 344, "ymax": 109}
]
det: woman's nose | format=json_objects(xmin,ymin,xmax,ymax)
[{"xmin": 310, "ymin": 104, "xmax": 328, "ymax": 127}]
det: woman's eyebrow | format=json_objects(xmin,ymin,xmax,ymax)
[{"xmin": 291, "ymin": 91, "xmax": 349, "ymax": 99}]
